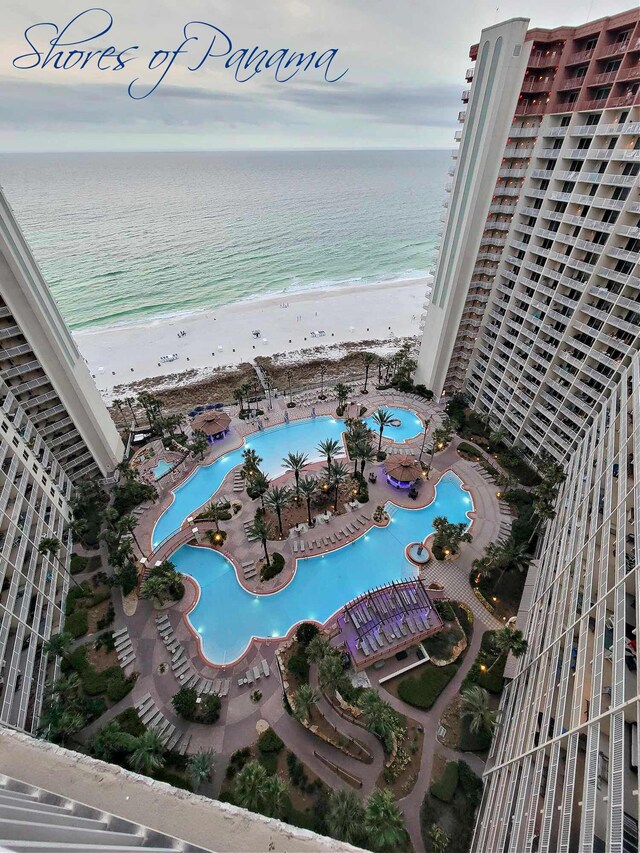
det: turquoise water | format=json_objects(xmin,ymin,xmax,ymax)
[
  {"xmin": 152, "ymin": 408, "xmax": 423, "ymax": 547},
  {"xmin": 0, "ymin": 151, "xmax": 445, "ymax": 330},
  {"xmin": 174, "ymin": 471, "xmax": 472, "ymax": 664},
  {"xmin": 151, "ymin": 459, "xmax": 174, "ymax": 480}
]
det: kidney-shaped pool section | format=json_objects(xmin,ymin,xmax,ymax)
[
  {"xmin": 152, "ymin": 408, "xmax": 424, "ymax": 548},
  {"xmin": 173, "ymin": 470, "xmax": 472, "ymax": 665}
]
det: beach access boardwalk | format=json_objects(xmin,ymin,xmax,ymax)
[{"xmin": 87, "ymin": 388, "xmax": 509, "ymax": 850}]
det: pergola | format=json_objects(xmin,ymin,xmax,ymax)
[{"xmin": 191, "ymin": 410, "xmax": 231, "ymax": 441}]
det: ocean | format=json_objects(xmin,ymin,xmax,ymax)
[{"xmin": 0, "ymin": 149, "xmax": 446, "ymax": 331}]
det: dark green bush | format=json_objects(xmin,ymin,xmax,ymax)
[
  {"xmin": 112, "ymin": 481, "xmax": 157, "ymax": 515},
  {"xmin": 497, "ymin": 453, "xmax": 540, "ymax": 487},
  {"xmin": 97, "ymin": 604, "xmax": 115, "ymax": 630},
  {"xmin": 65, "ymin": 583, "xmax": 91, "ymax": 615},
  {"xmin": 70, "ymin": 554, "xmax": 89, "ymax": 575},
  {"xmin": 88, "ymin": 590, "xmax": 111, "ymax": 607},
  {"xmin": 430, "ymin": 760, "xmax": 459, "ymax": 803},
  {"xmin": 258, "ymin": 727, "xmax": 284, "ymax": 754},
  {"xmin": 432, "ymin": 544, "xmax": 446, "ymax": 560},
  {"xmin": 397, "ymin": 664, "xmax": 458, "ymax": 710},
  {"xmin": 287, "ymin": 647, "xmax": 310, "ymax": 682},
  {"xmin": 172, "ymin": 687, "xmax": 198, "ymax": 720},
  {"xmin": 414, "ymin": 384, "xmax": 434, "ymax": 400},
  {"xmin": 153, "ymin": 769, "xmax": 192, "ymax": 791},
  {"xmin": 65, "ymin": 609, "xmax": 88, "ymax": 639},
  {"xmin": 457, "ymin": 761, "xmax": 483, "ymax": 806},
  {"xmin": 261, "ymin": 552, "xmax": 285, "ymax": 582},
  {"xmin": 105, "ymin": 670, "xmax": 135, "ymax": 703},
  {"xmin": 225, "ymin": 747, "xmax": 251, "ymax": 779},
  {"xmin": 115, "ymin": 562, "xmax": 139, "ymax": 596},
  {"xmin": 201, "ymin": 692, "xmax": 221, "ymax": 724},
  {"xmin": 115, "ymin": 707, "xmax": 146, "ymax": 737},
  {"xmin": 422, "ymin": 627, "xmax": 464, "ymax": 660},
  {"xmin": 452, "ymin": 603, "xmax": 473, "ymax": 642},
  {"xmin": 457, "ymin": 441, "xmax": 483, "ymax": 458},
  {"xmin": 296, "ymin": 623, "xmax": 319, "ymax": 646},
  {"xmin": 458, "ymin": 717, "xmax": 492, "ymax": 752}
]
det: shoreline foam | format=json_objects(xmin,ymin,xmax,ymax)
[{"xmin": 74, "ymin": 275, "xmax": 431, "ymax": 401}]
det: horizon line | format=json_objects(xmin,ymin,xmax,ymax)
[{"xmin": 0, "ymin": 146, "xmax": 453, "ymax": 155}]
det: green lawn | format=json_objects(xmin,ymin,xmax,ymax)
[{"xmin": 397, "ymin": 663, "xmax": 458, "ymax": 710}]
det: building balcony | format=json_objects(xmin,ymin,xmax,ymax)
[
  {"xmin": 508, "ymin": 126, "xmax": 540, "ymax": 138},
  {"xmin": 503, "ymin": 146, "xmax": 534, "ymax": 158},
  {"xmin": 530, "ymin": 168, "xmax": 554, "ymax": 179},
  {"xmin": 607, "ymin": 245, "xmax": 639, "ymax": 263},
  {"xmin": 598, "ymin": 38, "xmax": 632, "ymax": 59},
  {"xmin": 454, "ymin": 130, "xmax": 462, "ymax": 142},
  {"xmin": 465, "ymin": 67, "xmax": 474, "ymax": 81},
  {"xmin": 528, "ymin": 51, "xmax": 563, "ymax": 68},
  {"xmin": 488, "ymin": 204, "xmax": 517, "ymax": 214},
  {"xmin": 545, "ymin": 126, "xmax": 568, "ymax": 138},
  {"xmin": 566, "ymin": 48, "xmax": 595, "ymax": 66},
  {"xmin": 498, "ymin": 168, "xmax": 527, "ymax": 178},
  {"xmin": 557, "ymin": 76, "xmax": 586, "ymax": 91},
  {"xmin": 522, "ymin": 76, "xmax": 555, "ymax": 93},
  {"xmin": 608, "ymin": 94, "xmax": 640, "ymax": 108},
  {"xmin": 514, "ymin": 101, "xmax": 546, "ymax": 116},
  {"xmin": 458, "ymin": 110, "xmax": 466, "ymax": 123},
  {"xmin": 616, "ymin": 64, "xmax": 640, "ymax": 83},
  {"xmin": 591, "ymin": 70, "xmax": 619, "ymax": 85},
  {"xmin": 461, "ymin": 89, "xmax": 470, "ymax": 103}
]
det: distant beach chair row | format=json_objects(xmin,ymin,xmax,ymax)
[
  {"xmin": 113, "ymin": 627, "xmax": 135, "ymax": 669},
  {"xmin": 155, "ymin": 614, "xmax": 229, "ymax": 697},
  {"xmin": 299, "ymin": 513, "xmax": 370, "ymax": 552},
  {"xmin": 238, "ymin": 658, "xmax": 270, "ymax": 687},
  {"xmin": 240, "ymin": 558, "xmax": 257, "ymax": 580},
  {"xmin": 135, "ymin": 692, "xmax": 191, "ymax": 755},
  {"xmin": 356, "ymin": 611, "xmax": 431, "ymax": 657}
]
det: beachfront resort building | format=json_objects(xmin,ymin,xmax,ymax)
[
  {"xmin": 473, "ymin": 348, "xmax": 640, "ymax": 853},
  {"xmin": 0, "ymin": 184, "xmax": 124, "ymax": 732},
  {"xmin": 416, "ymin": 8, "xmax": 640, "ymax": 464}
]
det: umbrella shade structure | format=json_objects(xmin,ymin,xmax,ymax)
[
  {"xmin": 384, "ymin": 454, "xmax": 422, "ymax": 488},
  {"xmin": 191, "ymin": 410, "xmax": 231, "ymax": 439}
]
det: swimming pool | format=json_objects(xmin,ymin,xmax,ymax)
[
  {"xmin": 151, "ymin": 459, "xmax": 175, "ymax": 480},
  {"xmin": 174, "ymin": 471, "xmax": 472, "ymax": 665},
  {"xmin": 152, "ymin": 408, "xmax": 423, "ymax": 547}
]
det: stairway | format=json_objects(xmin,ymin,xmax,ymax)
[{"xmin": 0, "ymin": 774, "xmax": 204, "ymax": 852}]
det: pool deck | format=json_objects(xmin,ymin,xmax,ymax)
[{"xmin": 87, "ymin": 389, "xmax": 511, "ymax": 849}]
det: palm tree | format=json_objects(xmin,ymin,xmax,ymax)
[
  {"xmin": 43, "ymin": 631, "xmax": 73, "ymax": 663},
  {"xmin": 460, "ymin": 685, "xmax": 500, "ymax": 735},
  {"xmin": 264, "ymin": 486, "xmax": 292, "ymax": 538},
  {"xmin": 262, "ymin": 775, "xmax": 288, "ymax": 819},
  {"xmin": 233, "ymin": 760, "xmax": 269, "ymax": 812},
  {"xmin": 38, "ymin": 537, "xmax": 82, "ymax": 589},
  {"xmin": 298, "ymin": 476, "xmax": 317, "ymax": 526},
  {"xmin": 318, "ymin": 364, "xmax": 327, "ymax": 399},
  {"xmin": 364, "ymin": 788, "xmax": 407, "ymax": 852},
  {"xmin": 283, "ymin": 451, "xmax": 309, "ymax": 502},
  {"xmin": 334, "ymin": 382, "xmax": 352, "ymax": 412},
  {"xmin": 324, "ymin": 460, "xmax": 350, "ymax": 510},
  {"xmin": 90, "ymin": 721, "xmax": 137, "ymax": 761},
  {"xmin": 140, "ymin": 575, "xmax": 170, "ymax": 606},
  {"xmin": 241, "ymin": 448, "xmax": 263, "ymax": 481},
  {"xmin": 317, "ymin": 651, "xmax": 345, "ymax": 695},
  {"xmin": 317, "ymin": 437, "xmax": 341, "ymax": 470},
  {"xmin": 233, "ymin": 386, "xmax": 245, "ymax": 413},
  {"xmin": 488, "ymin": 626, "xmax": 528, "ymax": 673},
  {"xmin": 190, "ymin": 431, "xmax": 208, "ymax": 460},
  {"xmin": 117, "ymin": 514, "xmax": 142, "ymax": 552},
  {"xmin": 293, "ymin": 684, "xmax": 320, "ymax": 724},
  {"xmin": 356, "ymin": 440, "xmax": 376, "ymax": 477},
  {"xmin": 40, "ymin": 706, "xmax": 86, "ymax": 745},
  {"xmin": 428, "ymin": 824, "xmax": 451, "ymax": 853},
  {"xmin": 112, "ymin": 398, "xmax": 126, "ymax": 422},
  {"xmin": 124, "ymin": 396, "xmax": 139, "ymax": 425},
  {"xmin": 250, "ymin": 470, "xmax": 271, "ymax": 511},
  {"xmin": 358, "ymin": 691, "xmax": 398, "ymax": 752},
  {"xmin": 494, "ymin": 539, "xmax": 530, "ymax": 585},
  {"xmin": 129, "ymin": 729, "xmax": 166, "ymax": 775},
  {"xmin": 286, "ymin": 369, "xmax": 295, "ymax": 405},
  {"xmin": 372, "ymin": 408, "xmax": 394, "ymax": 453},
  {"xmin": 361, "ymin": 352, "xmax": 377, "ymax": 394},
  {"xmin": 187, "ymin": 749, "xmax": 215, "ymax": 791},
  {"xmin": 305, "ymin": 632, "xmax": 332, "ymax": 664},
  {"xmin": 203, "ymin": 500, "xmax": 226, "ymax": 533},
  {"xmin": 248, "ymin": 516, "xmax": 272, "ymax": 567},
  {"xmin": 327, "ymin": 788, "xmax": 365, "ymax": 845},
  {"xmin": 529, "ymin": 499, "xmax": 556, "ymax": 543}
]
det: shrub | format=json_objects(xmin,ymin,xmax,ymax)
[
  {"xmin": 105, "ymin": 670, "xmax": 135, "ymax": 703},
  {"xmin": 88, "ymin": 590, "xmax": 111, "ymax": 607},
  {"xmin": 414, "ymin": 384, "xmax": 434, "ymax": 400},
  {"xmin": 261, "ymin": 552, "xmax": 285, "ymax": 582},
  {"xmin": 459, "ymin": 717, "xmax": 492, "ymax": 752},
  {"xmin": 457, "ymin": 760, "xmax": 483, "ymax": 807},
  {"xmin": 287, "ymin": 647, "xmax": 310, "ymax": 682},
  {"xmin": 97, "ymin": 604, "xmax": 115, "ymax": 630},
  {"xmin": 258, "ymin": 727, "xmax": 284, "ymax": 754},
  {"xmin": 172, "ymin": 687, "xmax": 198, "ymax": 721},
  {"xmin": 153, "ymin": 769, "xmax": 192, "ymax": 791},
  {"xmin": 65, "ymin": 583, "xmax": 91, "ymax": 615},
  {"xmin": 296, "ymin": 623, "xmax": 319, "ymax": 646},
  {"xmin": 201, "ymin": 692, "xmax": 222, "ymax": 724},
  {"xmin": 397, "ymin": 664, "xmax": 458, "ymax": 710},
  {"xmin": 65, "ymin": 609, "xmax": 88, "ymax": 639},
  {"xmin": 457, "ymin": 441, "xmax": 483, "ymax": 459},
  {"xmin": 430, "ymin": 760, "xmax": 459, "ymax": 803},
  {"xmin": 452, "ymin": 603, "xmax": 473, "ymax": 642},
  {"xmin": 225, "ymin": 747, "xmax": 251, "ymax": 779},
  {"xmin": 88, "ymin": 555, "xmax": 103, "ymax": 572},
  {"xmin": 115, "ymin": 707, "xmax": 146, "ymax": 737},
  {"xmin": 70, "ymin": 554, "xmax": 89, "ymax": 575},
  {"xmin": 112, "ymin": 480, "xmax": 157, "ymax": 515},
  {"xmin": 422, "ymin": 627, "xmax": 464, "ymax": 661},
  {"xmin": 496, "ymin": 452, "xmax": 540, "ymax": 487},
  {"xmin": 115, "ymin": 562, "xmax": 139, "ymax": 596},
  {"xmin": 432, "ymin": 544, "xmax": 446, "ymax": 560}
]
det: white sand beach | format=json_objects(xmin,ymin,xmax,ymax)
[{"xmin": 74, "ymin": 277, "xmax": 431, "ymax": 400}]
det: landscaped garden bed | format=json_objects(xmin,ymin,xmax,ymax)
[
  {"xmin": 421, "ymin": 756, "xmax": 483, "ymax": 853},
  {"xmin": 375, "ymin": 716, "xmax": 425, "ymax": 798},
  {"xmin": 392, "ymin": 662, "xmax": 460, "ymax": 710}
]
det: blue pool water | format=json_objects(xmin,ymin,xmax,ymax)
[
  {"xmin": 173, "ymin": 471, "xmax": 472, "ymax": 664},
  {"xmin": 151, "ymin": 459, "xmax": 174, "ymax": 480},
  {"xmin": 152, "ymin": 408, "xmax": 423, "ymax": 547}
]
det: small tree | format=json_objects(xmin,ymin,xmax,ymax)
[
  {"xmin": 432, "ymin": 516, "xmax": 472, "ymax": 556},
  {"xmin": 190, "ymin": 431, "xmax": 208, "ymax": 460},
  {"xmin": 248, "ymin": 516, "xmax": 272, "ymax": 567},
  {"xmin": 428, "ymin": 824, "xmax": 451, "ymax": 853},
  {"xmin": 334, "ymin": 382, "xmax": 352, "ymax": 413},
  {"xmin": 129, "ymin": 729, "xmax": 166, "ymax": 775},
  {"xmin": 282, "ymin": 451, "xmax": 308, "ymax": 502},
  {"xmin": 328, "ymin": 788, "xmax": 365, "ymax": 845},
  {"xmin": 364, "ymin": 788, "xmax": 407, "ymax": 852},
  {"xmin": 372, "ymin": 408, "xmax": 395, "ymax": 454},
  {"xmin": 361, "ymin": 352, "xmax": 377, "ymax": 394},
  {"xmin": 172, "ymin": 687, "xmax": 198, "ymax": 721},
  {"xmin": 488, "ymin": 626, "xmax": 528, "ymax": 672},
  {"xmin": 460, "ymin": 685, "xmax": 500, "ymax": 735},
  {"xmin": 293, "ymin": 684, "xmax": 320, "ymax": 724},
  {"xmin": 264, "ymin": 486, "xmax": 293, "ymax": 538},
  {"xmin": 298, "ymin": 476, "xmax": 317, "ymax": 526}
]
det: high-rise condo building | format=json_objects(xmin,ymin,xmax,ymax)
[
  {"xmin": 0, "ymin": 185, "xmax": 124, "ymax": 732},
  {"xmin": 473, "ymin": 348, "xmax": 640, "ymax": 852},
  {"xmin": 416, "ymin": 10, "xmax": 640, "ymax": 463}
]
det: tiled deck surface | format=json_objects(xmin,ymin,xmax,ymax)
[{"xmin": 84, "ymin": 389, "xmax": 511, "ymax": 850}]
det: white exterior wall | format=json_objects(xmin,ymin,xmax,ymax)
[{"xmin": 415, "ymin": 18, "xmax": 532, "ymax": 397}]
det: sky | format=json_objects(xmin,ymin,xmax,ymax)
[{"xmin": 0, "ymin": 0, "xmax": 635, "ymax": 151}]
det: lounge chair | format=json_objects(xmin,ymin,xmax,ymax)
[
  {"xmin": 361, "ymin": 639, "xmax": 370, "ymax": 656},
  {"xmin": 299, "ymin": 541, "xmax": 305, "ymax": 553},
  {"xmin": 261, "ymin": 659, "xmax": 270, "ymax": 677},
  {"xmin": 213, "ymin": 679, "xmax": 222, "ymax": 694},
  {"xmin": 293, "ymin": 542, "xmax": 299, "ymax": 553},
  {"xmin": 246, "ymin": 671, "xmax": 254, "ymax": 685},
  {"xmin": 237, "ymin": 677, "xmax": 246, "ymax": 687},
  {"xmin": 253, "ymin": 666, "xmax": 261, "ymax": 680},
  {"xmin": 220, "ymin": 679, "xmax": 230, "ymax": 696}
]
